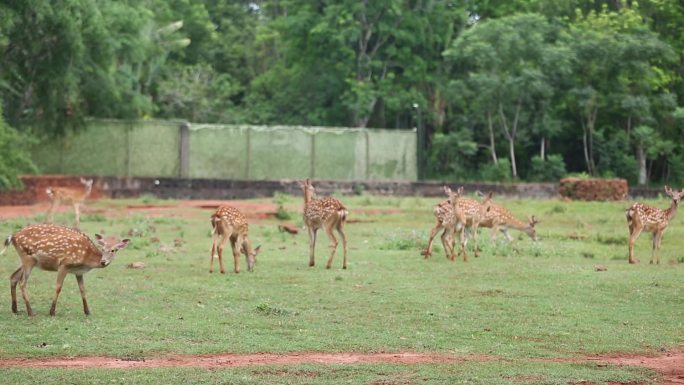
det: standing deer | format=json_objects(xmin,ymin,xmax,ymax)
[
  {"xmin": 298, "ymin": 178, "xmax": 348, "ymax": 269},
  {"xmin": 209, "ymin": 205, "xmax": 261, "ymax": 274},
  {"xmin": 626, "ymin": 186, "xmax": 684, "ymax": 264},
  {"xmin": 0, "ymin": 223, "xmax": 129, "ymax": 317},
  {"xmin": 422, "ymin": 187, "xmax": 492, "ymax": 262},
  {"xmin": 46, "ymin": 178, "xmax": 94, "ymax": 227}
]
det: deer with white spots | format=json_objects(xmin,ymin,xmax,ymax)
[
  {"xmin": 299, "ymin": 178, "xmax": 348, "ymax": 269},
  {"xmin": 626, "ymin": 186, "xmax": 684, "ymax": 264},
  {"xmin": 209, "ymin": 205, "xmax": 261, "ymax": 274},
  {"xmin": 0, "ymin": 223, "xmax": 129, "ymax": 317},
  {"xmin": 422, "ymin": 187, "xmax": 492, "ymax": 262},
  {"xmin": 45, "ymin": 178, "xmax": 93, "ymax": 227}
]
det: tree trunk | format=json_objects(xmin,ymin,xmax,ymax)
[
  {"xmin": 509, "ymin": 137, "xmax": 517, "ymax": 179},
  {"xmin": 540, "ymin": 137, "xmax": 545, "ymax": 160},
  {"xmin": 636, "ymin": 143, "xmax": 647, "ymax": 185},
  {"xmin": 487, "ymin": 111, "xmax": 498, "ymax": 165}
]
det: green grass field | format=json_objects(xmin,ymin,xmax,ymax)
[{"xmin": 0, "ymin": 194, "xmax": 681, "ymax": 384}]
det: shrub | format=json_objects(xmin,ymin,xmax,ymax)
[
  {"xmin": 559, "ymin": 178, "xmax": 628, "ymax": 201},
  {"xmin": 0, "ymin": 108, "xmax": 37, "ymax": 189},
  {"xmin": 480, "ymin": 158, "xmax": 512, "ymax": 182},
  {"xmin": 529, "ymin": 154, "xmax": 567, "ymax": 182}
]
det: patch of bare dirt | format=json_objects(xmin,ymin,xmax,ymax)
[
  {"xmin": 0, "ymin": 349, "xmax": 681, "ymax": 384},
  {"xmin": 0, "ymin": 352, "xmax": 486, "ymax": 369}
]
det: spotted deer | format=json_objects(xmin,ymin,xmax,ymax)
[
  {"xmin": 626, "ymin": 186, "xmax": 684, "ymax": 264},
  {"xmin": 209, "ymin": 205, "xmax": 261, "ymax": 274},
  {"xmin": 46, "ymin": 178, "xmax": 94, "ymax": 227},
  {"xmin": 0, "ymin": 223, "xmax": 130, "ymax": 317},
  {"xmin": 473, "ymin": 194, "xmax": 539, "ymax": 242},
  {"xmin": 298, "ymin": 178, "xmax": 348, "ymax": 269},
  {"xmin": 422, "ymin": 187, "xmax": 492, "ymax": 262}
]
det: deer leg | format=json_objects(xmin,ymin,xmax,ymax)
[
  {"xmin": 73, "ymin": 203, "xmax": 81, "ymax": 228},
  {"xmin": 10, "ymin": 267, "xmax": 22, "ymax": 314},
  {"xmin": 336, "ymin": 220, "xmax": 348, "ymax": 269},
  {"xmin": 472, "ymin": 221, "xmax": 481, "ymax": 257},
  {"xmin": 308, "ymin": 227, "xmax": 317, "ymax": 267},
  {"xmin": 628, "ymin": 224, "xmax": 643, "ymax": 264},
  {"xmin": 46, "ymin": 199, "xmax": 60, "ymax": 223},
  {"xmin": 18, "ymin": 263, "xmax": 35, "ymax": 317},
  {"xmin": 231, "ymin": 235, "xmax": 242, "ymax": 273},
  {"xmin": 209, "ymin": 238, "xmax": 216, "ymax": 273},
  {"xmin": 49, "ymin": 267, "xmax": 69, "ymax": 316},
  {"xmin": 324, "ymin": 225, "xmax": 339, "ymax": 269},
  {"xmin": 457, "ymin": 225, "xmax": 468, "ymax": 262},
  {"xmin": 217, "ymin": 232, "xmax": 229, "ymax": 274},
  {"xmin": 75, "ymin": 274, "xmax": 90, "ymax": 315},
  {"xmin": 441, "ymin": 227, "xmax": 454, "ymax": 260},
  {"xmin": 423, "ymin": 222, "xmax": 442, "ymax": 258},
  {"xmin": 651, "ymin": 231, "xmax": 664, "ymax": 265}
]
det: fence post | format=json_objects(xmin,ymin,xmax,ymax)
[
  {"xmin": 245, "ymin": 127, "xmax": 251, "ymax": 179},
  {"xmin": 179, "ymin": 122, "xmax": 190, "ymax": 178},
  {"xmin": 365, "ymin": 130, "xmax": 370, "ymax": 180},
  {"xmin": 126, "ymin": 122, "xmax": 133, "ymax": 177},
  {"xmin": 310, "ymin": 132, "xmax": 316, "ymax": 178}
]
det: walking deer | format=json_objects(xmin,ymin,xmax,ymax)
[
  {"xmin": 0, "ymin": 223, "xmax": 130, "ymax": 317},
  {"xmin": 422, "ymin": 187, "xmax": 492, "ymax": 262},
  {"xmin": 46, "ymin": 178, "xmax": 93, "ymax": 227},
  {"xmin": 626, "ymin": 186, "xmax": 684, "ymax": 264},
  {"xmin": 209, "ymin": 205, "xmax": 261, "ymax": 274},
  {"xmin": 473, "ymin": 193, "xmax": 539, "ymax": 242},
  {"xmin": 298, "ymin": 178, "xmax": 348, "ymax": 269}
]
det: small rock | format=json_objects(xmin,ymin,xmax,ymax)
[
  {"xmin": 278, "ymin": 224, "xmax": 299, "ymax": 235},
  {"xmin": 594, "ymin": 264, "xmax": 607, "ymax": 272},
  {"xmin": 127, "ymin": 262, "xmax": 146, "ymax": 269}
]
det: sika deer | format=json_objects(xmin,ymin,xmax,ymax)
[
  {"xmin": 422, "ymin": 187, "xmax": 492, "ymax": 262},
  {"xmin": 46, "ymin": 178, "xmax": 93, "ymax": 227},
  {"xmin": 209, "ymin": 205, "xmax": 261, "ymax": 274},
  {"xmin": 298, "ymin": 178, "xmax": 348, "ymax": 269},
  {"xmin": 626, "ymin": 186, "xmax": 684, "ymax": 264},
  {"xmin": 473, "ymin": 193, "xmax": 539, "ymax": 242},
  {"xmin": 0, "ymin": 223, "xmax": 129, "ymax": 317}
]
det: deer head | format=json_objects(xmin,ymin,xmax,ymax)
[
  {"xmin": 526, "ymin": 215, "xmax": 540, "ymax": 241},
  {"xmin": 94, "ymin": 234, "xmax": 130, "ymax": 267},
  {"xmin": 298, "ymin": 178, "xmax": 316, "ymax": 203},
  {"xmin": 664, "ymin": 186, "xmax": 684, "ymax": 206}
]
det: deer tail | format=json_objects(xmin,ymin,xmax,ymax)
[
  {"xmin": 338, "ymin": 208, "xmax": 348, "ymax": 221},
  {"xmin": 45, "ymin": 187, "xmax": 54, "ymax": 198},
  {"xmin": 625, "ymin": 206, "xmax": 635, "ymax": 225},
  {"xmin": 0, "ymin": 235, "xmax": 11, "ymax": 255}
]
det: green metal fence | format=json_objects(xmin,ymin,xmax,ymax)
[{"xmin": 32, "ymin": 120, "xmax": 418, "ymax": 181}]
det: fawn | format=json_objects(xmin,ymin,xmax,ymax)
[
  {"xmin": 423, "ymin": 187, "xmax": 492, "ymax": 262},
  {"xmin": 473, "ymin": 193, "xmax": 539, "ymax": 242},
  {"xmin": 46, "ymin": 177, "xmax": 93, "ymax": 227},
  {"xmin": 1, "ymin": 223, "xmax": 129, "ymax": 317},
  {"xmin": 209, "ymin": 205, "xmax": 261, "ymax": 273},
  {"xmin": 626, "ymin": 185, "xmax": 684, "ymax": 264},
  {"xmin": 298, "ymin": 178, "xmax": 348, "ymax": 269}
]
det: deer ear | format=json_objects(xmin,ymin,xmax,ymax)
[
  {"xmin": 664, "ymin": 185, "xmax": 673, "ymax": 195},
  {"xmin": 253, "ymin": 245, "xmax": 261, "ymax": 255},
  {"xmin": 443, "ymin": 186, "xmax": 452, "ymax": 195},
  {"xmin": 116, "ymin": 239, "xmax": 130, "ymax": 250},
  {"xmin": 457, "ymin": 186, "xmax": 464, "ymax": 195}
]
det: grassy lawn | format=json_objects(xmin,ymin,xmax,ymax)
[{"xmin": 0, "ymin": 193, "xmax": 681, "ymax": 384}]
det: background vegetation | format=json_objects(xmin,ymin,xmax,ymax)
[{"xmin": 2, "ymin": 0, "xmax": 684, "ymax": 184}]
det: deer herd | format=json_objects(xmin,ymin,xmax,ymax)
[{"xmin": 0, "ymin": 178, "xmax": 681, "ymax": 317}]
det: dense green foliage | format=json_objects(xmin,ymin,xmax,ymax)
[
  {"xmin": 2, "ymin": 1, "xmax": 684, "ymax": 184},
  {"xmin": 0, "ymin": 195, "xmax": 681, "ymax": 383}
]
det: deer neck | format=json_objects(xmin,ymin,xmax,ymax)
[
  {"xmin": 84, "ymin": 183, "xmax": 92, "ymax": 198},
  {"xmin": 665, "ymin": 199, "xmax": 680, "ymax": 221}
]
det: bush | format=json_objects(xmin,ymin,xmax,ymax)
[
  {"xmin": 558, "ymin": 178, "xmax": 628, "ymax": 201},
  {"xmin": 480, "ymin": 158, "xmax": 512, "ymax": 182},
  {"xmin": 529, "ymin": 154, "xmax": 567, "ymax": 182},
  {"xmin": 0, "ymin": 108, "xmax": 37, "ymax": 189}
]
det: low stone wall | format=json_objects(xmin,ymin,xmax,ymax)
[{"xmin": 0, "ymin": 175, "xmax": 665, "ymax": 205}]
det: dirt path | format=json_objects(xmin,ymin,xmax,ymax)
[{"xmin": 0, "ymin": 349, "xmax": 682, "ymax": 384}]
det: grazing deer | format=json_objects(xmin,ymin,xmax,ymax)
[
  {"xmin": 472, "ymin": 194, "xmax": 539, "ymax": 242},
  {"xmin": 46, "ymin": 178, "xmax": 94, "ymax": 227},
  {"xmin": 626, "ymin": 186, "xmax": 684, "ymax": 264},
  {"xmin": 0, "ymin": 223, "xmax": 130, "ymax": 317},
  {"xmin": 422, "ymin": 187, "xmax": 492, "ymax": 262},
  {"xmin": 298, "ymin": 178, "xmax": 348, "ymax": 269},
  {"xmin": 209, "ymin": 205, "xmax": 261, "ymax": 274}
]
